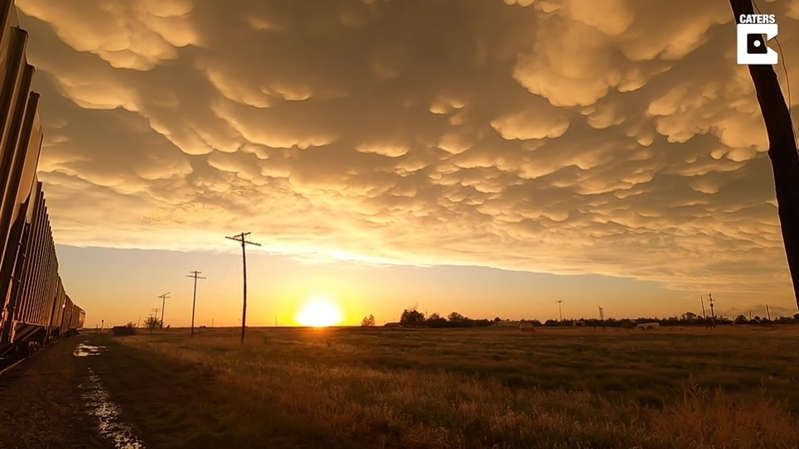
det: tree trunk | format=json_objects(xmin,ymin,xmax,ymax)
[{"xmin": 729, "ymin": 0, "xmax": 799, "ymax": 309}]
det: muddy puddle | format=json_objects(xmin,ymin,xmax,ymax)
[
  {"xmin": 75, "ymin": 342, "xmax": 145, "ymax": 449},
  {"xmin": 73, "ymin": 342, "xmax": 106, "ymax": 357}
]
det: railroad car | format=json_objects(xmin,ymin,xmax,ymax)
[{"xmin": 0, "ymin": 0, "xmax": 84, "ymax": 358}]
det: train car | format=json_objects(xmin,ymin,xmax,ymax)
[
  {"xmin": 59, "ymin": 297, "xmax": 83, "ymax": 337},
  {"xmin": 0, "ymin": 0, "xmax": 84, "ymax": 357},
  {"xmin": 63, "ymin": 299, "xmax": 85, "ymax": 336}
]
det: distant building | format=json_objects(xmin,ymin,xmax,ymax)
[{"xmin": 383, "ymin": 322, "xmax": 401, "ymax": 328}]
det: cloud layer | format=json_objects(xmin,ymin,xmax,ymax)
[{"xmin": 17, "ymin": 0, "xmax": 799, "ymax": 303}]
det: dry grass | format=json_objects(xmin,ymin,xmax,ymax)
[{"xmin": 107, "ymin": 326, "xmax": 799, "ymax": 448}]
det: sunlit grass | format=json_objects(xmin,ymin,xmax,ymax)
[{"xmin": 112, "ymin": 326, "xmax": 799, "ymax": 448}]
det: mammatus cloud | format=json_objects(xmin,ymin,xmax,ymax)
[
  {"xmin": 16, "ymin": 0, "xmax": 197, "ymax": 70},
  {"xmin": 16, "ymin": 0, "xmax": 799, "ymax": 305}
]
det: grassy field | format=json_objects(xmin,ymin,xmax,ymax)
[{"xmin": 89, "ymin": 326, "xmax": 799, "ymax": 448}]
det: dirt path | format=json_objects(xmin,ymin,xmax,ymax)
[
  {"xmin": 0, "ymin": 333, "xmax": 338, "ymax": 449},
  {"xmin": 0, "ymin": 335, "xmax": 112, "ymax": 449},
  {"xmin": 83, "ymin": 335, "xmax": 337, "ymax": 449}
]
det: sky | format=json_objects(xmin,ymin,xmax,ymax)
[{"xmin": 12, "ymin": 0, "xmax": 799, "ymax": 326}]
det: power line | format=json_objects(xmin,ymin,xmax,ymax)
[
  {"xmin": 186, "ymin": 271, "xmax": 206, "ymax": 337},
  {"xmin": 226, "ymin": 232, "xmax": 261, "ymax": 344}
]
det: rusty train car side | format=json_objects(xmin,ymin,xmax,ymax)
[{"xmin": 0, "ymin": 0, "xmax": 84, "ymax": 358}]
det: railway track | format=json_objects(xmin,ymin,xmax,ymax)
[{"xmin": 0, "ymin": 356, "xmax": 25, "ymax": 377}]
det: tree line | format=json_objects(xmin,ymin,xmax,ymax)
[
  {"xmin": 360, "ymin": 309, "xmax": 495, "ymax": 328},
  {"xmin": 509, "ymin": 313, "xmax": 799, "ymax": 328},
  {"xmin": 360, "ymin": 309, "xmax": 799, "ymax": 328}
]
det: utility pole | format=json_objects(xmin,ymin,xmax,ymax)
[
  {"xmin": 226, "ymin": 232, "xmax": 261, "ymax": 344},
  {"xmin": 729, "ymin": 0, "xmax": 799, "ymax": 309},
  {"xmin": 708, "ymin": 292, "xmax": 716, "ymax": 327},
  {"xmin": 186, "ymin": 271, "xmax": 206, "ymax": 337},
  {"xmin": 700, "ymin": 296, "xmax": 707, "ymax": 319},
  {"xmin": 765, "ymin": 304, "xmax": 772, "ymax": 321},
  {"xmin": 158, "ymin": 292, "xmax": 170, "ymax": 328},
  {"xmin": 598, "ymin": 305, "xmax": 604, "ymax": 330},
  {"xmin": 557, "ymin": 300, "xmax": 564, "ymax": 322}
]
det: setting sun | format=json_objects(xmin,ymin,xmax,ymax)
[{"xmin": 295, "ymin": 296, "xmax": 343, "ymax": 327}]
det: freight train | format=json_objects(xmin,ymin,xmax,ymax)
[{"xmin": 0, "ymin": 0, "xmax": 84, "ymax": 360}]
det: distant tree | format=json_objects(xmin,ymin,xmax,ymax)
[
  {"xmin": 472, "ymin": 319, "xmax": 492, "ymax": 327},
  {"xmin": 144, "ymin": 316, "xmax": 161, "ymax": 329},
  {"xmin": 361, "ymin": 314, "xmax": 376, "ymax": 327},
  {"xmin": 426, "ymin": 313, "xmax": 447, "ymax": 328},
  {"xmin": 493, "ymin": 316, "xmax": 501, "ymax": 323},
  {"xmin": 400, "ymin": 309, "xmax": 426, "ymax": 327},
  {"xmin": 448, "ymin": 312, "xmax": 466, "ymax": 322},
  {"xmin": 682, "ymin": 312, "xmax": 697, "ymax": 320},
  {"xmin": 734, "ymin": 315, "xmax": 748, "ymax": 325}
]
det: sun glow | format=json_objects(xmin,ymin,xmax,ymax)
[{"xmin": 295, "ymin": 296, "xmax": 343, "ymax": 327}]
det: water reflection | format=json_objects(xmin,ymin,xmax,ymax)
[
  {"xmin": 75, "ymin": 341, "xmax": 145, "ymax": 449},
  {"xmin": 72, "ymin": 342, "xmax": 106, "ymax": 357}
]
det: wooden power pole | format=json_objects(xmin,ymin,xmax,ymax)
[
  {"xmin": 226, "ymin": 232, "xmax": 261, "ymax": 344},
  {"xmin": 187, "ymin": 271, "xmax": 206, "ymax": 337},
  {"xmin": 730, "ymin": 0, "xmax": 799, "ymax": 309},
  {"xmin": 158, "ymin": 292, "xmax": 170, "ymax": 328},
  {"xmin": 700, "ymin": 295, "xmax": 707, "ymax": 319},
  {"xmin": 708, "ymin": 292, "xmax": 716, "ymax": 327}
]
